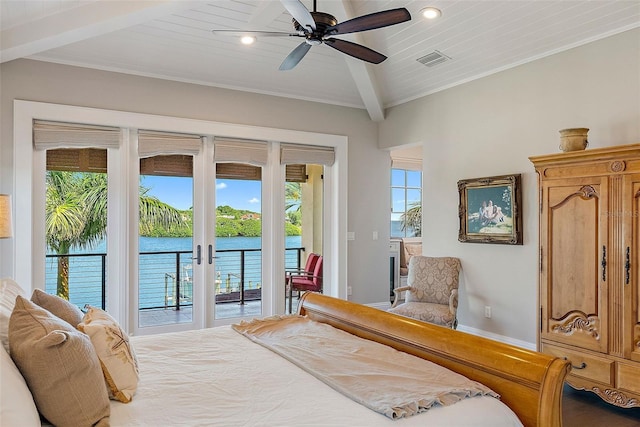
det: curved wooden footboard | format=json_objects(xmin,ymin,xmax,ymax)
[{"xmin": 298, "ymin": 293, "xmax": 570, "ymax": 427}]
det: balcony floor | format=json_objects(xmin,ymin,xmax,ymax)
[{"xmin": 138, "ymin": 296, "xmax": 300, "ymax": 328}]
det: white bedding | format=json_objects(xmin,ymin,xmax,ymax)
[{"xmin": 109, "ymin": 325, "xmax": 523, "ymax": 427}]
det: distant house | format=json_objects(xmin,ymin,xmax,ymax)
[{"xmin": 241, "ymin": 213, "xmax": 260, "ymax": 221}]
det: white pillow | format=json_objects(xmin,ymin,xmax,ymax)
[
  {"xmin": 0, "ymin": 345, "xmax": 40, "ymax": 427},
  {"xmin": 0, "ymin": 278, "xmax": 28, "ymax": 353}
]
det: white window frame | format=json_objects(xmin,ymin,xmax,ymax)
[
  {"xmin": 390, "ymin": 167, "xmax": 423, "ymax": 238},
  {"xmin": 13, "ymin": 100, "xmax": 348, "ymax": 331}
]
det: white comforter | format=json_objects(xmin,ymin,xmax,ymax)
[{"xmin": 110, "ymin": 326, "xmax": 523, "ymax": 426}]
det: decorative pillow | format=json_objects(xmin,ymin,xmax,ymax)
[
  {"xmin": 78, "ymin": 306, "xmax": 139, "ymax": 403},
  {"xmin": 9, "ymin": 296, "xmax": 110, "ymax": 427},
  {"xmin": 0, "ymin": 345, "xmax": 40, "ymax": 427},
  {"xmin": 31, "ymin": 288, "xmax": 84, "ymax": 328},
  {"xmin": 399, "ymin": 239, "xmax": 422, "ymax": 276},
  {"xmin": 0, "ymin": 277, "xmax": 28, "ymax": 353}
]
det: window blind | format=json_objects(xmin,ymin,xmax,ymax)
[
  {"xmin": 47, "ymin": 149, "xmax": 107, "ymax": 173},
  {"xmin": 138, "ymin": 130, "xmax": 202, "ymax": 158},
  {"xmin": 280, "ymin": 144, "xmax": 335, "ymax": 166},
  {"xmin": 391, "ymin": 158, "xmax": 422, "ymax": 171},
  {"xmin": 33, "ymin": 120, "xmax": 120, "ymax": 150},
  {"xmin": 214, "ymin": 139, "xmax": 268, "ymax": 166}
]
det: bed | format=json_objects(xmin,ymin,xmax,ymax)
[{"xmin": 2, "ymin": 283, "xmax": 570, "ymax": 427}]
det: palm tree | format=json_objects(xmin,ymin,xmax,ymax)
[
  {"xmin": 285, "ymin": 182, "xmax": 301, "ymax": 212},
  {"xmin": 285, "ymin": 182, "xmax": 302, "ymax": 227},
  {"xmin": 400, "ymin": 202, "xmax": 422, "ymax": 237},
  {"xmin": 46, "ymin": 171, "xmax": 183, "ymax": 300}
]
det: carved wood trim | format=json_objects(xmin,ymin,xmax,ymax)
[
  {"xmin": 592, "ymin": 387, "xmax": 639, "ymax": 408},
  {"xmin": 610, "ymin": 160, "xmax": 626, "ymax": 173},
  {"xmin": 551, "ymin": 185, "xmax": 598, "ymax": 210},
  {"xmin": 551, "ymin": 311, "xmax": 599, "ymax": 339}
]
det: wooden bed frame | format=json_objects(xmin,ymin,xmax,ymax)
[{"xmin": 298, "ymin": 293, "xmax": 571, "ymax": 427}]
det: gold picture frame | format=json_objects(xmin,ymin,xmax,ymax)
[{"xmin": 458, "ymin": 174, "xmax": 523, "ymax": 245}]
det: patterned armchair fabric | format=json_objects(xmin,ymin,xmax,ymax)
[{"xmin": 388, "ymin": 256, "xmax": 462, "ymax": 329}]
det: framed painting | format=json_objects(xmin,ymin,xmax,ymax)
[{"xmin": 458, "ymin": 174, "xmax": 523, "ymax": 245}]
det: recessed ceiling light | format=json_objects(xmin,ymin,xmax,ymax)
[
  {"xmin": 241, "ymin": 36, "xmax": 256, "ymax": 45},
  {"xmin": 421, "ymin": 7, "xmax": 442, "ymax": 19}
]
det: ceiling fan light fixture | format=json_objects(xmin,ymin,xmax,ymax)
[
  {"xmin": 420, "ymin": 7, "xmax": 441, "ymax": 19},
  {"xmin": 214, "ymin": 1, "xmax": 412, "ymax": 70},
  {"xmin": 240, "ymin": 35, "xmax": 256, "ymax": 45}
]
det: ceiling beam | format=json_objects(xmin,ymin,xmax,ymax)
[
  {"xmin": 1, "ymin": 0, "xmax": 199, "ymax": 63},
  {"xmin": 249, "ymin": 1, "xmax": 286, "ymax": 28},
  {"xmin": 333, "ymin": 0, "xmax": 385, "ymax": 122}
]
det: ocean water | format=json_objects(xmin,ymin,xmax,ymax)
[{"xmin": 45, "ymin": 236, "xmax": 302, "ymax": 309}]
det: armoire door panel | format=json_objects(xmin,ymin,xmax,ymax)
[
  {"xmin": 624, "ymin": 176, "xmax": 640, "ymax": 362},
  {"xmin": 542, "ymin": 181, "xmax": 608, "ymax": 353}
]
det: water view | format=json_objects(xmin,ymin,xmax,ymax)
[{"xmin": 45, "ymin": 236, "xmax": 303, "ymax": 310}]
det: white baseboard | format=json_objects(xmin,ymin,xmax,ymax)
[
  {"xmin": 456, "ymin": 325, "xmax": 536, "ymax": 351},
  {"xmin": 366, "ymin": 301, "xmax": 392, "ymax": 311},
  {"xmin": 365, "ymin": 301, "xmax": 536, "ymax": 351}
]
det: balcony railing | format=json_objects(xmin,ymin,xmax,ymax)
[{"xmin": 45, "ymin": 247, "xmax": 305, "ymax": 311}]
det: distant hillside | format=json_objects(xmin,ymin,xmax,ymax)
[{"xmin": 143, "ymin": 205, "xmax": 301, "ymax": 237}]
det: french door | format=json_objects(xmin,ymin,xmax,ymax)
[{"xmin": 16, "ymin": 100, "xmax": 347, "ymax": 337}]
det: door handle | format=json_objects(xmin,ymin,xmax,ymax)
[
  {"xmin": 625, "ymin": 246, "xmax": 631, "ymax": 285},
  {"xmin": 208, "ymin": 245, "xmax": 214, "ymax": 265},
  {"xmin": 601, "ymin": 245, "xmax": 606, "ymax": 281},
  {"xmin": 193, "ymin": 245, "xmax": 202, "ymax": 265}
]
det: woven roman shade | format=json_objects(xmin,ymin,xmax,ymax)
[
  {"xmin": 214, "ymin": 139, "xmax": 268, "ymax": 167},
  {"xmin": 33, "ymin": 120, "xmax": 120, "ymax": 150},
  {"xmin": 138, "ymin": 130, "xmax": 202, "ymax": 158},
  {"xmin": 280, "ymin": 144, "xmax": 335, "ymax": 166},
  {"xmin": 47, "ymin": 148, "xmax": 107, "ymax": 173}
]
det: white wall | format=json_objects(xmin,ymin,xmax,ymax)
[
  {"xmin": 379, "ymin": 28, "xmax": 640, "ymax": 344},
  {"xmin": 2, "ymin": 27, "xmax": 638, "ymax": 345},
  {"xmin": 0, "ymin": 58, "xmax": 391, "ymax": 305}
]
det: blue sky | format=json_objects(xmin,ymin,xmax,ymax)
[{"xmin": 141, "ymin": 176, "xmax": 261, "ymax": 212}]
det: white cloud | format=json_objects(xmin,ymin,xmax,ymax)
[
  {"xmin": 216, "ymin": 182, "xmax": 227, "ymax": 190},
  {"xmin": 248, "ymin": 197, "xmax": 260, "ymax": 204}
]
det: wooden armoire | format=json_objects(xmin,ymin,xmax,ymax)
[{"xmin": 530, "ymin": 144, "xmax": 640, "ymax": 408}]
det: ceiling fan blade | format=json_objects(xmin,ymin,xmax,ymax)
[
  {"xmin": 212, "ymin": 30, "xmax": 301, "ymax": 38},
  {"xmin": 280, "ymin": 0, "xmax": 316, "ymax": 31},
  {"xmin": 326, "ymin": 8, "xmax": 411, "ymax": 35},
  {"xmin": 279, "ymin": 42, "xmax": 312, "ymax": 70},
  {"xmin": 324, "ymin": 38, "xmax": 386, "ymax": 64}
]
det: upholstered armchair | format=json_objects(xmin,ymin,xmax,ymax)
[{"xmin": 388, "ymin": 256, "xmax": 462, "ymax": 329}]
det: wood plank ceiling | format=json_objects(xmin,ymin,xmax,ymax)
[{"xmin": 1, "ymin": 0, "xmax": 639, "ymax": 121}]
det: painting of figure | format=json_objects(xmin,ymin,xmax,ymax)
[{"xmin": 458, "ymin": 175, "xmax": 522, "ymax": 245}]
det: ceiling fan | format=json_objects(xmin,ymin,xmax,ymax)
[{"xmin": 212, "ymin": 0, "xmax": 411, "ymax": 71}]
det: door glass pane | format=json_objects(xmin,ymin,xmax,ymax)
[
  {"xmin": 215, "ymin": 173, "xmax": 262, "ymax": 319},
  {"xmin": 285, "ymin": 164, "xmax": 323, "ymax": 314},
  {"xmin": 44, "ymin": 149, "xmax": 108, "ymax": 311},
  {"xmin": 138, "ymin": 157, "xmax": 194, "ymax": 327}
]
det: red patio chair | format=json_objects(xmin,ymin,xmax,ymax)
[{"xmin": 287, "ymin": 254, "xmax": 322, "ymax": 313}]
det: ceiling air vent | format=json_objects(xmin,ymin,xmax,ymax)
[{"xmin": 416, "ymin": 50, "xmax": 450, "ymax": 67}]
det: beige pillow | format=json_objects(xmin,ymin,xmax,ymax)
[
  {"xmin": 9, "ymin": 296, "xmax": 110, "ymax": 427},
  {"xmin": 404, "ymin": 241, "xmax": 422, "ymax": 259},
  {"xmin": 0, "ymin": 277, "xmax": 28, "ymax": 353},
  {"xmin": 31, "ymin": 288, "xmax": 84, "ymax": 328},
  {"xmin": 78, "ymin": 306, "xmax": 139, "ymax": 403}
]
